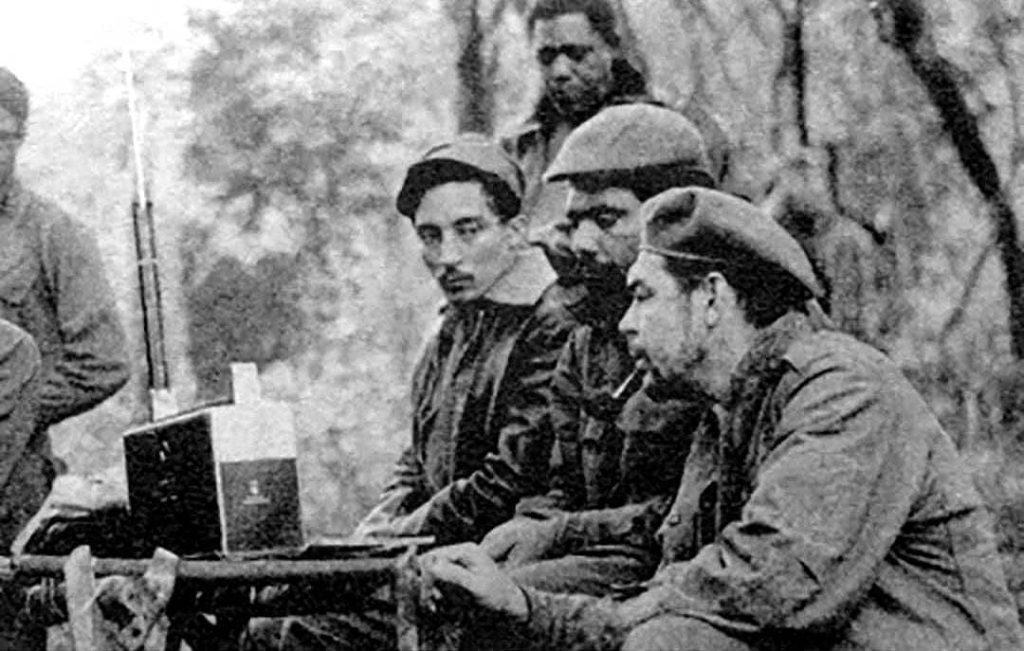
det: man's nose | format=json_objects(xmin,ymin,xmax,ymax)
[
  {"xmin": 527, "ymin": 221, "xmax": 551, "ymax": 248},
  {"xmin": 619, "ymin": 304, "xmax": 636, "ymax": 337},
  {"xmin": 438, "ymin": 235, "xmax": 463, "ymax": 266},
  {"xmin": 570, "ymin": 220, "xmax": 601, "ymax": 256},
  {"xmin": 550, "ymin": 53, "xmax": 574, "ymax": 79}
]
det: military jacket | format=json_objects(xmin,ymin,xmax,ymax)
[
  {"xmin": 0, "ymin": 181, "xmax": 129, "ymax": 429},
  {"xmin": 0, "ymin": 319, "xmax": 45, "ymax": 549},
  {"xmin": 355, "ymin": 252, "xmax": 580, "ymax": 543},
  {"xmin": 519, "ymin": 315, "xmax": 1024, "ymax": 651}
]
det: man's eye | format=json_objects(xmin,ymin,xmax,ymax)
[
  {"xmin": 536, "ymin": 44, "xmax": 593, "ymax": 66},
  {"xmin": 417, "ymin": 228, "xmax": 441, "ymax": 245},
  {"xmin": 537, "ymin": 47, "xmax": 559, "ymax": 66},
  {"xmin": 595, "ymin": 212, "xmax": 620, "ymax": 229},
  {"xmin": 631, "ymin": 287, "xmax": 652, "ymax": 302},
  {"xmin": 455, "ymin": 222, "xmax": 483, "ymax": 238},
  {"xmin": 562, "ymin": 45, "xmax": 592, "ymax": 63}
]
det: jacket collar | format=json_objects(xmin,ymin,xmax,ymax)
[
  {"xmin": 439, "ymin": 247, "xmax": 555, "ymax": 315},
  {"xmin": 483, "ymin": 246, "xmax": 555, "ymax": 306},
  {"xmin": 723, "ymin": 310, "xmax": 815, "ymax": 412}
]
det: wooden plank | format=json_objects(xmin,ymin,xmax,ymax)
[{"xmin": 64, "ymin": 546, "xmax": 100, "ymax": 651}]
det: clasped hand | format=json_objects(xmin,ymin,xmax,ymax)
[{"xmin": 419, "ymin": 543, "xmax": 529, "ymax": 622}]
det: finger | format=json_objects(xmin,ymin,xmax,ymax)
[
  {"xmin": 421, "ymin": 543, "xmax": 479, "ymax": 573},
  {"xmin": 505, "ymin": 543, "xmax": 538, "ymax": 569},
  {"xmin": 421, "ymin": 555, "xmax": 477, "ymax": 588},
  {"xmin": 480, "ymin": 535, "xmax": 512, "ymax": 560}
]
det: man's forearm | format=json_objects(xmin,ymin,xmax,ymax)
[
  {"xmin": 559, "ymin": 499, "xmax": 666, "ymax": 554},
  {"xmin": 518, "ymin": 587, "xmax": 632, "ymax": 651}
]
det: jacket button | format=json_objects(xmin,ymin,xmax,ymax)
[{"xmin": 666, "ymin": 514, "xmax": 681, "ymax": 525}]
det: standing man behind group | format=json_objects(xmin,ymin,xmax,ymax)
[
  {"xmin": 0, "ymin": 67, "xmax": 130, "ymax": 649},
  {"xmin": 504, "ymin": 0, "xmax": 729, "ymax": 278}
]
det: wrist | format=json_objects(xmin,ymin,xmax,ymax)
[{"xmin": 508, "ymin": 585, "xmax": 530, "ymax": 623}]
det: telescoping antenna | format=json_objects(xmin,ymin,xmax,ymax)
[{"xmin": 123, "ymin": 49, "xmax": 176, "ymax": 420}]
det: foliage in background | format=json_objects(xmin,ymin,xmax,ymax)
[{"xmin": 177, "ymin": 0, "xmax": 453, "ymax": 533}]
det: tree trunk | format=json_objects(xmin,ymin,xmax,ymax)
[
  {"xmin": 772, "ymin": 0, "xmax": 809, "ymax": 154},
  {"xmin": 869, "ymin": 0, "xmax": 1024, "ymax": 358},
  {"xmin": 446, "ymin": 0, "xmax": 495, "ymax": 134},
  {"xmin": 608, "ymin": 0, "xmax": 650, "ymax": 81}
]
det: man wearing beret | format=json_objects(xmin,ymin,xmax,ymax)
[
  {"xmin": 423, "ymin": 187, "xmax": 1024, "ymax": 650},
  {"xmin": 478, "ymin": 104, "xmax": 715, "ymax": 603},
  {"xmin": 0, "ymin": 67, "xmax": 129, "ymax": 648}
]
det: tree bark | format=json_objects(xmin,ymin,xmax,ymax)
[
  {"xmin": 446, "ymin": 0, "xmax": 495, "ymax": 134},
  {"xmin": 870, "ymin": 0, "xmax": 1024, "ymax": 357}
]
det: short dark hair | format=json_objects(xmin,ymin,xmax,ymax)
[
  {"xmin": 607, "ymin": 163, "xmax": 716, "ymax": 203},
  {"xmin": 528, "ymin": 0, "xmax": 620, "ymax": 48},
  {"xmin": 413, "ymin": 167, "xmax": 517, "ymax": 224},
  {"xmin": 664, "ymin": 258, "xmax": 812, "ymax": 329}
]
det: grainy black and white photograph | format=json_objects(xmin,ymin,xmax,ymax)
[{"xmin": 2, "ymin": 0, "xmax": 1024, "ymax": 649}]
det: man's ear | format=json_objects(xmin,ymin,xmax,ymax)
[{"xmin": 700, "ymin": 272, "xmax": 731, "ymax": 328}]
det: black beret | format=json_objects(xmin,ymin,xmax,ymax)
[
  {"xmin": 640, "ymin": 187, "xmax": 823, "ymax": 297},
  {"xmin": 397, "ymin": 134, "xmax": 524, "ymax": 219},
  {"xmin": 545, "ymin": 104, "xmax": 713, "ymax": 186}
]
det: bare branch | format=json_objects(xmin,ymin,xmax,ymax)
[
  {"xmin": 940, "ymin": 240, "xmax": 997, "ymax": 345},
  {"xmin": 868, "ymin": 0, "xmax": 1024, "ymax": 357}
]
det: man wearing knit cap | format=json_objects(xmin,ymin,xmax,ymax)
[
  {"xmin": 475, "ymin": 104, "xmax": 714, "ymax": 611},
  {"xmin": 245, "ymin": 133, "xmax": 579, "ymax": 650},
  {"xmin": 423, "ymin": 187, "xmax": 1024, "ymax": 650},
  {"xmin": 354, "ymin": 134, "xmax": 558, "ymax": 544},
  {"xmin": 0, "ymin": 67, "xmax": 129, "ymax": 649}
]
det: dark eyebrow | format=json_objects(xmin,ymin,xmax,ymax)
[
  {"xmin": 453, "ymin": 215, "xmax": 484, "ymax": 227},
  {"xmin": 567, "ymin": 206, "xmax": 629, "ymax": 224}
]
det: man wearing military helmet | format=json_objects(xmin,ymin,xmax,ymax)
[{"xmin": 423, "ymin": 188, "xmax": 1024, "ymax": 651}]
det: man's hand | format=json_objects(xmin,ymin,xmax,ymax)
[
  {"xmin": 420, "ymin": 543, "xmax": 529, "ymax": 622},
  {"xmin": 480, "ymin": 516, "xmax": 563, "ymax": 567}
]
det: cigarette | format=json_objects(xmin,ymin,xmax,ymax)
[{"xmin": 612, "ymin": 368, "xmax": 643, "ymax": 401}]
